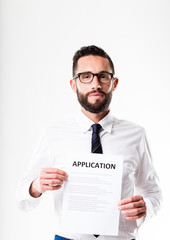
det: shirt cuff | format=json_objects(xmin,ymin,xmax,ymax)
[
  {"xmin": 16, "ymin": 181, "xmax": 43, "ymax": 211},
  {"xmin": 137, "ymin": 197, "xmax": 153, "ymax": 227},
  {"xmin": 143, "ymin": 197, "xmax": 155, "ymax": 220}
]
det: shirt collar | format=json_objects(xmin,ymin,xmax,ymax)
[
  {"xmin": 98, "ymin": 111, "xmax": 114, "ymax": 133},
  {"xmin": 76, "ymin": 110, "xmax": 114, "ymax": 134}
]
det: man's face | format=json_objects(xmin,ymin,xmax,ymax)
[{"xmin": 70, "ymin": 55, "xmax": 118, "ymax": 114}]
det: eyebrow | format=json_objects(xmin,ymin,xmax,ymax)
[{"xmin": 78, "ymin": 71, "xmax": 112, "ymax": 74}]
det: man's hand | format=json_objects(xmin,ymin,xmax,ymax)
[
  {"xmin": 29, "ymin": 168, "xmax": 68, "ymax": 198},
  {"xmin": 118, "ymin": 195, "xmax": 146, "ymax": 220}
]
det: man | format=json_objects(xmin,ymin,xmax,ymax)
[{"xmin": 16, "ymin": 45, "xmax": 162, "ymax": 240}]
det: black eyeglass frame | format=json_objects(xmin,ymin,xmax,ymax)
[{"xmin": 73, "ymin": 71, "xmax": 114, "ymax": 84}]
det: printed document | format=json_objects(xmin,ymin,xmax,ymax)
[{"xmin": 61, "ymin": 152, "xmax": 123, "ymax": 236}]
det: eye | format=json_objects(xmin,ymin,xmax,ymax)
[
  {"xmin": 81, "ymin": 73, "xmax": 92, "ymax": 80},
  {"xmin": 83, "ymin": 74, "xmax": 90, "ymax": 79},
  {"xmin": 100, "ymin": 73, "xmax": 109, "ymax": 79}
]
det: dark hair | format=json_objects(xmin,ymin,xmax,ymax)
[{"xmin": 72, "ymin": 45, "xmax": 115, "ymax": 76}]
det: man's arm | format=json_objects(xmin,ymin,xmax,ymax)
[
  {"xmin": 118, "ymin": 131, "xmax": 162, "ymax": 222},
  {"xmin": 16, "ymin": 132, "xmax": 68, "ymax": 211}
]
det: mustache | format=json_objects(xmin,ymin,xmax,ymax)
[{"xmin": 86, "ymin": 89, "xmax": 106, "ymax": 97}]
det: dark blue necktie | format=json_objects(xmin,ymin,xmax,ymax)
[
  {"xmin": 91, "ymin": 124, "xmax": 103, "ymax": 154},
  {"xmin": 91, "ymin": 124, "xmax": 102, "ymax": 238}
]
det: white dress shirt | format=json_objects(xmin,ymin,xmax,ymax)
[{"xmin": 16, "ymin": 111, "xmax": 162, "ymax": 240}]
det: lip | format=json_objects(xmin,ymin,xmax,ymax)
[{"xmin": 88, "ymin": 93, "xmax": 103, "ymax": 97}]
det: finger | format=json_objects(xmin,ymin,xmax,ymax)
[
  {"xmin": 118, "ymin": 195, "xmax": 143, "ymax": 206},
  {"xmin": 40, "ymin": 179, "xmax": 64, "ymax": 186},
  {"xmin": 41, "ymin": 184, "xmax": 62, "ymax": 192},
  {"xmin": 118, "ymin": 200, "xmax": 145, "ymax": 210},
  {"xmin": 40, "ymin": 173, "xmax": 67, "ymax": 181},
  {"xmin": 42, "ymin": 168, "xmax": 68, "ymax": 177},
  {"xmin": 125, "ymin": 212, "xmax": 146, "ymax": 221},
  {"xmin": 121, "ymin": 206, "xmax": 146, "ymax": 216}
]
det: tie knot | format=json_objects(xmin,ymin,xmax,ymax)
[{"xmin": 91, "ymin": 124, "xmax": 102, "ymax": 134}]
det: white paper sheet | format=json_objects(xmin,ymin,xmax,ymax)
[{"xmin": 61, "ymin": 152, "xmax": 123, "ymax": 236}]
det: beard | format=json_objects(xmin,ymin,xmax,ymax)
[{"xmin": 76, "ymin": 88, "xmax": 112, "ymax": 113}]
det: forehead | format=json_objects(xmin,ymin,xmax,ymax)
[{"xmin": 76, "ymin": 55, "xmax": 111, "ymax": 73}]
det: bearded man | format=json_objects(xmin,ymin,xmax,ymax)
[{"xmin": 16, "ymin": 45, "xmax": 161, "ymax": 240}]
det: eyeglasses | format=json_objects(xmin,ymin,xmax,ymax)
[{"xmin": 73, "ymin": 71, "xmax": 114, "ymax": 84}]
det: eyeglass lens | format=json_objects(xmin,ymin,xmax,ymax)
[{"xmin": 80, "ymin": 72, "xmax": 112, "ymax": 83}]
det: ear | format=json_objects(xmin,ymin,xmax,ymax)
[
  {"xmin": 70, "ymin": 79, "xmax": 77, "ymax": 93},
  {"xmin": 112, "ymin": 77, "xmax": 119, "ymax": 91}
]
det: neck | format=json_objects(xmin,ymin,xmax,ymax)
[{"xmin": 81, "ymin": 107, "xmax": 110, "ymax": 123}]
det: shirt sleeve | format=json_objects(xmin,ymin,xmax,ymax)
[
  {"xmin": 16, "ymin": 131, "xmax": 52, "ymax": 211},
  {"xmin": 135, "ymin": 130, "xmax": 162, "ymax": 224}
]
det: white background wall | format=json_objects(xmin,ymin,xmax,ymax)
[{"xmin": 0, "ymin": 0, "xmax": 170, "ymax": 239}]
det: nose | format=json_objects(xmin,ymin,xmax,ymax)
[{"xmin": 91, "ymin": 75, "xmax": 101, "ymax": 90}]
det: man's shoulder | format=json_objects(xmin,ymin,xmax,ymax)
[
  {"xmin": 44, "ymin": 118, "xmax": 78, "ymax": 134},
  {"xmin": 113, "ymin": 117, "xmax": 145, "ymax": 134}
]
